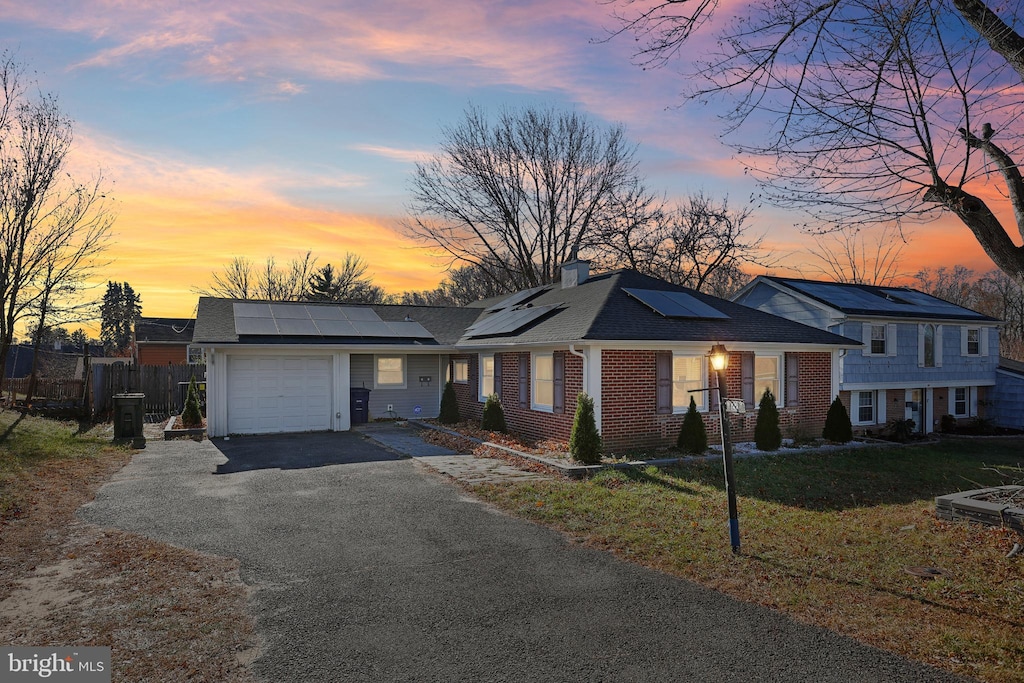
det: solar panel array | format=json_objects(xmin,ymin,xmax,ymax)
[
  {"xmin": 465, "ymin": 303, "xmax": 561, "ymax": 338},
  {"xmin": 484, "ymin": 285, "xmax": 552, "ymax": 313},
  {"xmin": 233, "ymin": 303, "xmax": 436, "ymax": 339},
  {"xmin": 623, "ymin": 288, "xmax": 730, "ymax": 320},
  {"xmin": 783, "ymin": 280, "xmax": 988, "ymax": 318}
]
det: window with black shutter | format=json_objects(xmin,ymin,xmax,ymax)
[
  {"xmin": 518, "ymin": 354, "xmax": 528, "ymax": 408},
  {"xmin": 785, "ymin": 353, "xmax": 799, "ymax": 407},
  {"xmin": 741, "ymin": 353, "xmax": 755, "ymax": 408},
  {"xmin": 493, "ymin": 353, "xmax": 502, "ymax": 401}
]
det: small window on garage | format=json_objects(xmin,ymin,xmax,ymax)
[
  {"xmin": 375, "ymin": 355, "xmax": 406, "ymax": 388},
  {"xmin": 452, "ymin": 358, "xmax": 469, "ymax": 383}
]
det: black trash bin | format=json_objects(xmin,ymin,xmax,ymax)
[
  {"xmin": 350, "ymin": 387, "xmax": 371, "ymax": 425},
  {"xmin": 113, "ymin": 392, "xmax": 146, "ymax": 447}
]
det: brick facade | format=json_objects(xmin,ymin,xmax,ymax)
[
  {"xmin": 451, "ymin": 351, "xmax": 582, "ymax": 444},
  {"xmin": 454, "ymin": 348, "xmax": 835, "ymax": 454},
  {"xmin": 601, "ymin": 350, "xmax": 832, "ymax": 452}
]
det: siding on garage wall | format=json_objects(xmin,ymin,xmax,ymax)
[{"xmin": 350, "ymin": 353, "xmax": 443, "ymax": 420}]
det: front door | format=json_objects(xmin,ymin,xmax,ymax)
[{"xmin": 905, "ymin": 389, "xmax": 924, "ymax": 433}]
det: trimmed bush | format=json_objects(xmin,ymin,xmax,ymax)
[
  {"xmin": 481, "ymin": 393, "xmax": 507, "ymax": 432},
  {"xmin": 569, "ymin": 392, "xmax": 602, "ymax": 465},
  {"xmin": 822, "ymin": 396, "xmax": 853, "ymax": 443},
  {"xmin": 677, "ymin": 396, "xmax": 708, "ymax": 454},
  {"xmin": 754, "ymin": 388, "xmax": 782, "ymax": 451},
  {"xmin": 439, "ymin": 381, "xmax": 460, "ymax": 424},
  {"xmin": 181, "ymin": 375, "xmax": 203, "ymax": 428}
]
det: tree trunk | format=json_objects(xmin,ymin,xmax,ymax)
[{"xmin": 953, "ymin": 0, "xmax": 1024, "ymax": 83}]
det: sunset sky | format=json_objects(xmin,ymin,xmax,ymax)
[{"xmin": 0, "ymin": 1, "xmax": 1003, "ymax": 323}]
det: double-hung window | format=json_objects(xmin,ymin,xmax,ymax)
[
  {"xmin": 452, "ymin": 358, "xmax": 469, "ymax": 383},
  {"xmin": 870, "ymin": 325, "xmax": 886, "ymax": 355},
  {"xmin": 533, "ymin": 353, "xmax": 554, "ymax": 411},
  {"xmin": 755, "ymin": 355, "xmax": 781, "ymax": 403},
  {"xmin": 375, "ymin": 355, "xmax": 406, "ymax": 388},
  {"xmin": 953, "ymin": 387, "xmax": 968, "ymax": 417},
  {"xmin": 856, "ymin": 391, "xmax": 875, "ymax": 424},
  {"xmin": 672, "ymin": 355, "xmax": 705, "ymax": 412},
  {"xmin": 966, "ymin": 329, "xmax": 980, "ymax": 356},
  {"xmin": 480, "ymin": 354, "xmax": 495, "ymax": 400}
]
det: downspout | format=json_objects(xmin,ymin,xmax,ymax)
[{"xmin": 568, "ymin": 344, "xmax": 587, "ymax": 394}]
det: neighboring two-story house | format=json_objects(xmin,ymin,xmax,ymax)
[{"xmin": 733, "ymin": 277, "xmax": 1000, "ymax": 435}]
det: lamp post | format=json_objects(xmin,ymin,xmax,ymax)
[{"xmin": 710, "ymin": 343, "xmax": 740, "ymax": 554}]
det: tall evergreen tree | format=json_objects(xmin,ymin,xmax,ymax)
[{"xmin": 99, "ymin": 281, "xmax": 142, "ymax": 355}]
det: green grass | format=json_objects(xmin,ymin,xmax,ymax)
[
  {"xmin": 473, "ymin": 439, "xmax": 1024, "ymax": 682},
  {"xmin": 0, "ymin": 411, "xmax": 118, "ymax": 518}
]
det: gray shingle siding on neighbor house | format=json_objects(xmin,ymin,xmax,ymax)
[
  {"xmin": 990, "ymin": 360, "xmax": 1024, "ymax": 430},
  {"xmin": 350, "ymin": 353, "xmax": 445, "ymax": 420},
  {"xmin": 732, "ymin": 282, "xmax": 835, "ymax": 330},
  {"xmin": 839, "ymin": 320, "xmax": 999, "ymax": 387}
]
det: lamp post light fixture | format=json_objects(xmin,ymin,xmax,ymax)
[{"xmin": 709, "ymin": 343, "xmax": 740, "ymax": 553}]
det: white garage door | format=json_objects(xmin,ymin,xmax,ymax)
[{"xmin": 227, "ymin": 356, "xmax": 333, "ymax": 434}]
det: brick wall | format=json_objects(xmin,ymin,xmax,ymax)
[
  {"xmin": 451, "ymin": 351, "xmax": 582, "ymax": 443},
  {"xmin": 601, "ymin": 350, "xmax": 833, "ymax": 453},
  {"xmin": 451, "ymin": 348, "xmax": 834, "ymax": 454}
]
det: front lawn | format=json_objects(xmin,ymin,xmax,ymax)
[{"xmin": 472, "ymin": 438, "xmax": 1024, "ymax": 682}]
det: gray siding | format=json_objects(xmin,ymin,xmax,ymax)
[
  {"xmin": 990, "ymin": 369, "xmax": 1024, "ymax": 430},
  {"xmin": 734, "ymin": 283, "xmax": 833, "ymax": 329},
  {"xmin": 350, "ymin": 353, "xmax": 444, "ymax": 419},
  {"xmin": 842, "ymin": 321, "xmax": 999, "ymax": 386}
]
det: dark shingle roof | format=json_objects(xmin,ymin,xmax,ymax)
[
  {"xmin": 456, "ymin": 270, "xmax": 859, "ymax": 347},
  {"xmin": 760, "ymin": 277, "xmax": 998, "ymax": 321},
  {"xmin": 135, "ymin": 317, "xmax": 195, "ymax": 343}
]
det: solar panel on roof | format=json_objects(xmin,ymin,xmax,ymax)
[
  {"xmin": 269, "ymin": 303, "xmax": 310, "ymax": 319},
  {"xmin": 385, "ymin": 321, "xmax": 434, "ymax": 338},
  {"xmin": 340, "ymin": 307, "xmax": 382, "ymax": 321},
  {"xmin": 231, "ymin": 300, "xmax": 438, "ymax": 340},
  {"xmin": 312, "ymin": 320, "xmax": 358, "ymax": 336},
  {"xmin": 465, "ymin": 304, "xmax": 560, "ymax": 338},
  {"xmin": 484, "ymin": 286, "xmax": 551, "ymax": 313},
  {"xmin": 623, "ymin": 288, "xmax": 730, "ymax": 319},
  {"xmin": 234, "ymin": 317, "xmax": 279, "ymax": 335},
  {"xmin": 276, "ymin": 318, "xmax": 319, "ymax": 335}
]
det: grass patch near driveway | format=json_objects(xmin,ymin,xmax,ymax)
[
  {"xmin": 472, "ymin": 439, "xmax": 1024, "ymax": 682},
  {"xmin": 0, "ymin": 411, "xmax": 257, "ymax": 682}
]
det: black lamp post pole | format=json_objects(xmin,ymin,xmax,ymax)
[{"xmin": 715, "ymin": 366, "xmax": 741, "ymax": 554}]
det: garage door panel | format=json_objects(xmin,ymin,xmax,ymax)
[{"xmin": 227, "ymin": 355, "xmax": 333, "ymax": 435}]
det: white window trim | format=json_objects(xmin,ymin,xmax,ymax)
[
  {"xmin": 754, "ymin": 353, "xmax": 784, "ymax": 408},
  {"xmin": 187, "ymin": 346, "xmax": 204, "ymax": 364},
  {"xmin": 951, "ymin": 387, "xmax": 969, "ymax": 417},
  {"xmin": 479, "ymin": 353, "xmax": 495, "ymax": 402},
  {"xmin": 374, "ymin": 354, "xmax": 407, "ymax": 389},
  {"xmin": 531, "ymin": 351, "xmax": 554, "ymax": 413},
  {"xmin": 452, "ymin": 358, "xmax": 469, "ymax": 384},
  {"xmin": 672, "ymin": 354, "xmax": 707, "ymax": 414},
  {"xmin": 853, "ymin": 390, "xmax": 876, "ymax": 426}
]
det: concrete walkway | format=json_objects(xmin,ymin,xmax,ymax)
[{"xmin": 358, "ymin": 422, "xmax": 551, "ymax": 484}]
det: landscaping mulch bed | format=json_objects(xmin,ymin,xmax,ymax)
[{"xmin": 0, "ymin": 436, "xmax": 257, "ymax": 682}]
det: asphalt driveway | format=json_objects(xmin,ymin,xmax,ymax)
[{"xmin": 80, "ymin": 433, "xmax": 965, "ymax": 682}]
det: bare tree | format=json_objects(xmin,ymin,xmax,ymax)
[
  {"xmin": 0, "ymin": 52, "xmax": 114, "ymax": 383},
  {"xmin": 976, "ymin": 268, "xmax": 1024, "ymax": 359},
  {"xmin": 803, "ymin": 225, "xmax": 909, "ymax": 286},
  {"xmin": 398, "ymin": 261, "xmax": 519, "ymax": 306},
  {"xmin": 913, "ymin": 264, "xmax": 978, "ymax": 306},
  {"xmin": 596, "ymin": 192, "xmax": 769, "ymax": 292},
  {"xmin": 405, "ymin": 104, "xmax": 656, "ymax": 289},
  {"xmin": 199, "ymin": 251, "xmax": 317, "ymax": 301},
  {"xmin": 607, "ymin": 0, "xmax": 1024, "ymax": 286}
]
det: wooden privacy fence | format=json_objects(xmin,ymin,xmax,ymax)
[
  {"xmin": 3, "ymin": 377, "xmax": 85, "ymax": 403},
  {"xmin": 92, "ymin": 363, "xmax": 207, "ymax": 416}
]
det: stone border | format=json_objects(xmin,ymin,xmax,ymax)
[
  {"xmin": 412, "ymin": 420, "xmax": 894, "ymax": 480},
  {"xmin": 935, "ymin": 486, "xmax": 1024, "ymax": 533},
  {"xmin": 164, "ymin": 419, "xmax": 207, "ymax": 441}
]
